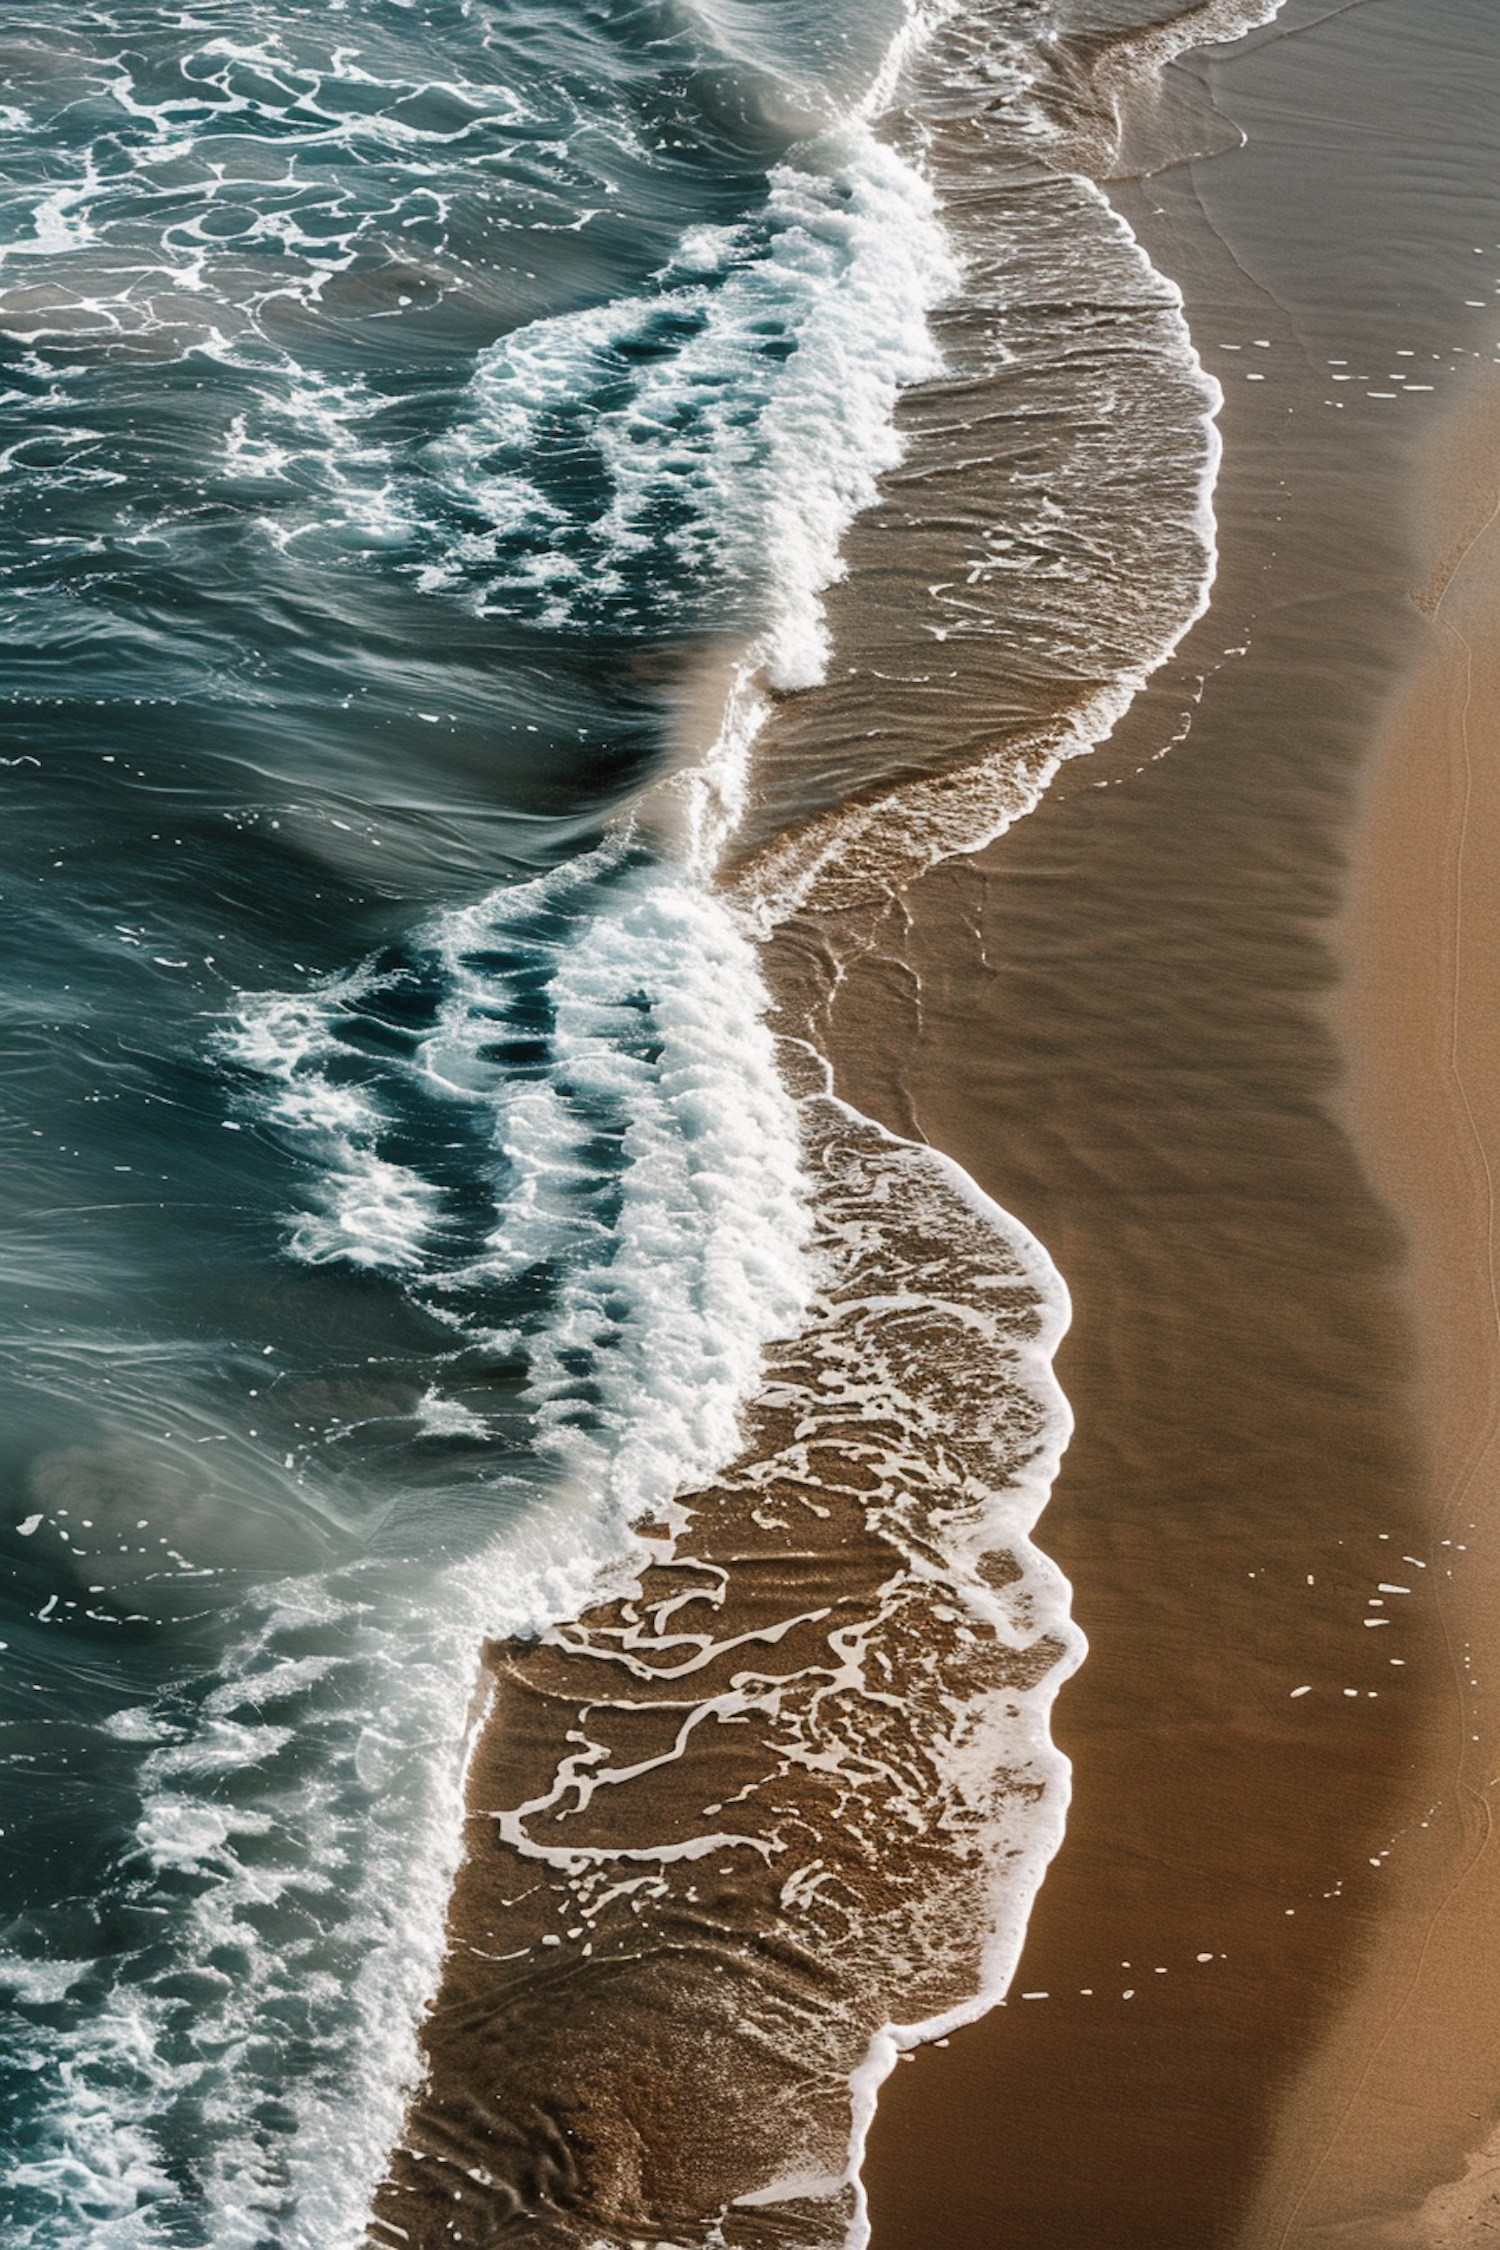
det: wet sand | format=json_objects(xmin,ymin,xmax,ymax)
[
  {"xmin": 370, "ymin": 1088, "xmax": 1078, "ymax": 2250},
  {"xmin": 858, "ymin": 1, "xmax": 1500, "ymax": 2242}
]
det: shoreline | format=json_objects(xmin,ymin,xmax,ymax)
[{"xmin": 363, "ymin": 4, "xmax": 1254, "ymax": 2238}]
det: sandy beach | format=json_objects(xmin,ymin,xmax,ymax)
[
  {"xmin": 856, "ymin": 2, "xmax": 1500, "ymax": 2243},
  {"xmin": 1254, "ymin": 361, "xmax": 1500, "ymax": 2250}
]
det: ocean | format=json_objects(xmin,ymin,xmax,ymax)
[{"xmin": 0, "ymin": 2, "xmax": 1283, "ymax": 2244}]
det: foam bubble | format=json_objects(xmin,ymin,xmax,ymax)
[
  {"xmin": 226, "ymin": 842, "xmax": 811, "ymax": 1531},
  {"xmin": 426, "ymin": 118, "xmax": 956, "ymax": 686}
]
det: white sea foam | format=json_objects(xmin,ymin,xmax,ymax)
[
  {"xmin": 827, "ymin": 1137, "xmax": 1079, "ymax": 2250},
  {"xmin": 426, "ymin": 861, "xmax": 812, "ymax": 1521},
  {"xmin": 731, "ymin": 157, "xmax": 1229, "ymax": 932},
  {"xmin": 170, "ymin": 5, "xmax": 1015, "ymax": 2240},
  {"xmin": 222, "ymin": 974, "xmax": 444, "ymax": 1272},
  {"xmin": 172, "ymin": 33, "xmax": 950, "ymax": 2242},
  {"xmin": 1, "ymin": 1518, "xmax": 636, "ymax": 2248},
  {"xmin": 225, "ymin": 841, "xmax": 811, "ymax": 1520},
  {"xmin": 426, "ymin": 114, "xmax": 955, "ymax": 687},
  {"xmin": 73, "ymin": 837, "xmax": 802, "ymax": 2243}
]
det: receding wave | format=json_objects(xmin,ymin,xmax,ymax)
[{"xmin": 372, "ymin": 1096, "xmax": 1076, "ymax": 2249}]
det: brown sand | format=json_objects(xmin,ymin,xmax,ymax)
[
  {"xmin": 856, "ymin": 3, "xmax": 1500, "ymax": 2242},
  {"xmin": 1240, "ymin": 366, "xmax": 1500, "ymax": 2250},
  {"xmin": 836, "ymin": 455, "xmax": 1441, "ymax": 2248}
]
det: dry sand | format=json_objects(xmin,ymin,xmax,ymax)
[{"xmin": 1245, "ymin": 366, "xmax": 1500, "ymax": 2250}]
